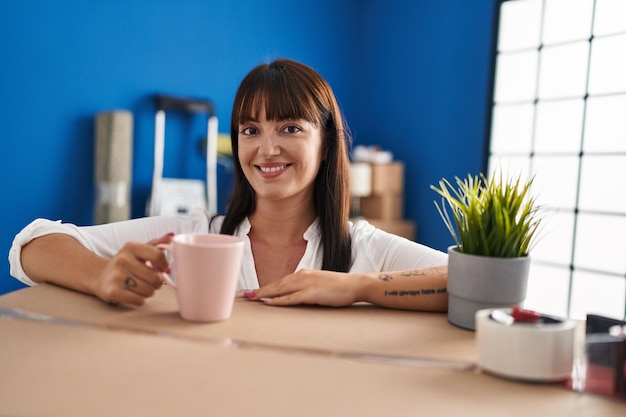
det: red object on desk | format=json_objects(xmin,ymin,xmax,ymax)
[{"xmin": 511, "ymin": 306, "xmax": 541, "ymax": 323}]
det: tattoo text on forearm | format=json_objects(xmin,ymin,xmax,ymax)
[{"xmin": 384, "ymin": 288, "xmax": 447, "ymax": 296}]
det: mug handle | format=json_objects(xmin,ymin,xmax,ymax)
[{"xmin": 156, "ymin": 243, "xmax": 177, "ymax": 289}]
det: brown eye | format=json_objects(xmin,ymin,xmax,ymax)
[
  {"xmin": 283, "ymin": 125, "xmax": 301, "ymax": 134},
  {"xmin": 240, "ymin": 126, "xmax": 258, "ymax": 135}
]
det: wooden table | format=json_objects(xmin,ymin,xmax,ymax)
[{"xmin": 0, "ymin": 284, "xmax": 624, "ymax": 417}]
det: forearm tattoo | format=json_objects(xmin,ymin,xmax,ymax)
[
  {"xmin": 378, "ymin": 270, "xmax": 428, "ymax": 281},
  {"xmin": 385, "ymin": 288, "xmax": 447, "ymax": 297},
  {"xmin": 401, "ymin": 270, "xmax": 426, "ymax": 277},
  {"xmin": 379, "ymin": 267, "xmax": 448, "ymax": 296}
]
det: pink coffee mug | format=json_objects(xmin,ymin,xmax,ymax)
[{"xmin": 158, "ymin": 233, "xmax": 244, "ymax": 322}]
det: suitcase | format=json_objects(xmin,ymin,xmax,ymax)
[{"xmin": 147, "ymin": 94, "xmax": 219, "ymax": 217}]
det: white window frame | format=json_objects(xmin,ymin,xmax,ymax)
[{"xmin": 487, "ymin": 0, "xmax": 626, "ymax": 320}]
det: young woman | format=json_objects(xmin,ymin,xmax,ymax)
[{"xmin": 9, "ymin": 59, "xmax": 448, "ymax": 311}]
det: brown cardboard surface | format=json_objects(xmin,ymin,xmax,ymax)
[
  {"xmin": 360, "ymin": 194, "xmax": 404, "ymax": 219},
  {"xmin": 1, "ymin": 318, "xmax": 625, "ymax": 417},
  {"xmin": 0, "ymin": 284, "xmax": 472, "ymax": 363},
  {"xmin": 370, "ymin": 162, "xmax": 404, "ymax": 195}
]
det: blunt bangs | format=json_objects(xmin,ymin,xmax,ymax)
[{"xmin": 235, "ymin": 65, "xmax": 324, "ymax": 127}]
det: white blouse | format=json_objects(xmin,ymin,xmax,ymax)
[{"xmin": 8, "ymin": 208, "xmax": 447, "ymax": 290}]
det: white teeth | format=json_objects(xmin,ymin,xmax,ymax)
[{"xmin": 259, "ymin": 165, "xmax": 287, "ymax": 173}]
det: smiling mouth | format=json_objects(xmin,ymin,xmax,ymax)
[{"xmin": 257, "ymin": 164, "xmax": 290, "ymax": 173}]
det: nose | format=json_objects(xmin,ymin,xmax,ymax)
[{"xmin": 258, "ymin": 133, "xmax": 281, "ymax": 157}]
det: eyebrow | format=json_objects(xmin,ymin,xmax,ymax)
[{"xmin": 240, "ymin": 117, "xmax": 307, "ymax": 124}]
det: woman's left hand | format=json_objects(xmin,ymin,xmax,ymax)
[{"xmin": 243, "ymin": 269, "xmax": 363, "ymax": 307}]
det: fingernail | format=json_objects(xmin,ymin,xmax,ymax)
[
  {"xmin": 166, "ymin": 267, "xmax": 172, "ymax": 274},
  {"xmin": 167, "ymin": 232, "xmax": 175, "ymax": 237},
  {"xmin": 260, "ymin": 297, "xmax": 273, "ymax": 303},
  {"xmin": 243, "ymin": 291, "xmax": 256, "ymax": 298}
]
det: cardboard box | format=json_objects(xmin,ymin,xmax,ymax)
[
  {"xmin": 359, "ymin": 195, "xmax": 403, "ymax": 220},
  {"xmin": 370, "ymin": 162, "xmax": 404, "ymax": 196},
  {"xmin": 365, "ymin": 218, "xmax": 416, "ymax": 240}
]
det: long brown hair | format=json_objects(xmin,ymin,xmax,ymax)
[{"xmin": 220, "ymin": 59, "xmax": 352, "ymax": 272}]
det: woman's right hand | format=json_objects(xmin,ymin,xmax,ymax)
[{"xmin": 94, "ymin": 233, "xmax": 174, "ymax": 306}]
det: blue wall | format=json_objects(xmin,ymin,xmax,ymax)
[
  {"xmin": 353, "ymin": 0, "xmax": 497, "ymax": 251},
  {"xmin": 0, "ymin": 0, "xmax": 497, "ymax": 294}
]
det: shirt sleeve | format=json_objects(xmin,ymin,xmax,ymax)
[
  {"xmin": 8, "ymin": 208, "xmax": 212, "ymax": 286},
  {"xmin": 349, "ymin": 219, "xmax": 448, "ymax": 273}
]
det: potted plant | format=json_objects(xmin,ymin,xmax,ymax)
[{"xmin": 431, "ymin": 171, "xmax": 542, "ymax": 330}]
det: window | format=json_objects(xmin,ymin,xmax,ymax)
[{"xmin": 488, "ymin": 0, "xmax": 626, "ymax": 320}]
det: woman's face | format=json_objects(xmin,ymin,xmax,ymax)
[{"xmin": 238, "ymin": 111, "xmax": 325, "ymax": 205}]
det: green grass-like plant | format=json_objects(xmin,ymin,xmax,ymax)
[{"xmin": 430, "ymin": 172, "xmax": 542, "ymax": 258}]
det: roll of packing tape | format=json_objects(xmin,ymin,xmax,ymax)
[{"xmin": 476, "ymin": 308, "xmax": 577, "ymax": 382}]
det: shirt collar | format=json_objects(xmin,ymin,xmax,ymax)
[
  {"xmin": 303, "ymin": 218, "xmax": 320, "ymax": 241},
  {"xmin": 240, "ymin": 216, "xmax": 320, "ymax": 241}
]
